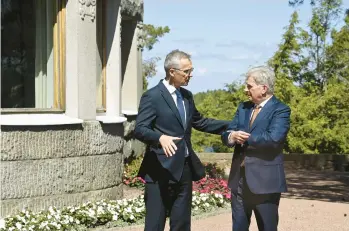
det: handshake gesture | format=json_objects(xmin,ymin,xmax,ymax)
[{"xmin": 228, "ymin": 131, "xmax": 250, "ymax": 145}]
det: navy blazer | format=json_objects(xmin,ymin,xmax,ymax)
[
  {"xmin": 134, "ymin": 80, "xmax": 230, "ymax": 182},
  {"xmin": 222, "ymin": 96, "xmax": 291, "ymax": 194}
]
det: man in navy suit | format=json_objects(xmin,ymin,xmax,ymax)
[
  {"xmin": 222, "ymin": 66, "xmax": 291, "ymax": 231},
  {"xmin": 134, "ymin": 49, "xmax": 229, "ymax": 231}
]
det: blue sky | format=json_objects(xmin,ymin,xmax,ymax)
[{"xmin": 143, "ymin": 0, "xmax": 349, "ymax": 93}]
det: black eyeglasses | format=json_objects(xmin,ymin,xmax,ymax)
[{"xmin": 173, "ymin": 68, "xmax": 194, "ymax": 75}]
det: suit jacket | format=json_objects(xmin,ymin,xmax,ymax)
[
  {"xmin": 222, "ymin": 96, "xmax": 291, "ymax": 194},
  {"xmin": 134, "ymin": 80, "xmax": 230, "ymax": 183}
]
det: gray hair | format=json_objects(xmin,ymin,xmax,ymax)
[
  {"xmin": 164, "ymin": 49, "xmax": 191, "ymax": 73},
  {"xmin": 246, "ymin": 65, "xmax": 275, "ymax": 94}
]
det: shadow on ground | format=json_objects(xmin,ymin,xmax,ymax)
[{"xmin": 283, "ymin": 168, "xmax": 349, "ymax": 203}]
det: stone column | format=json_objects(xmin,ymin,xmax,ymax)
[
  {"xmin": 121, "ymin": 20, "xmax": 142, "ymax": 114},
  {"xmin": 65, "ymin": 0, "xmax": 97, "ymax": 120},
  {"xmin": 105, "ymin": 0, "xmax": 123, "ymax": 117}
]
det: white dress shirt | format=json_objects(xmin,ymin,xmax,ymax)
[
  {"xmin": 163, "ymin": 79, "xmax": 189, "ymax": 156},
  {"xmin": 163, "ymin": 79, "xmax": 187, "ymax": 123}
]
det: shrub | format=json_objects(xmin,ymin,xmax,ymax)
[
  {"xmin": 193, "ymin": 177, "xmax": 230, "ymax": 200},
  {"xmin": 202, "ymin": 162, "xmax": 226, "ymax": 179},
  {"xmin": 123, "ymin": 156, "xmax": 145, "ymax": 189}
]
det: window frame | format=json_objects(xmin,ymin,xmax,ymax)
[{"xmin": 0, "ymin": 0, "xmax": 66, "ymax": 113}]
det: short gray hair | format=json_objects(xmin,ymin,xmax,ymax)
[
  {"xmin": 246, "ymin": 65, "xmax": 275, "ymax": 94},
  {"xmin": 164, "ymin": 49, "xmax": 191, "ymax": 72}
]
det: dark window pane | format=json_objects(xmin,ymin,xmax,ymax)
[{"xmin": 1, "ymin": 0, "xmax": 37, "ymax": 108}]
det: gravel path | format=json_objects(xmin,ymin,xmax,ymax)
[
  {"xmin": 113, "ymin": 198, "xmax": 349, "ymax": 231},
  {"xmin": 112, "ymin": 170, "xmax": 349, "ymax": 231}
]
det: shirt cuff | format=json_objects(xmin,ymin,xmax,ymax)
[{"xmin": 228, "ymin": 132, "xmax": 236, "ymax": 145}]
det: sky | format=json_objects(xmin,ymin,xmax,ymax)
[{"xmin": 143, "ymin": 0, "xmax": 349, "ymax": 93}]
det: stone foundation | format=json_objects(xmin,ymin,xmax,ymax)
[
  {"xmin": 123, "ymin": 115, "xmax": 146, "ymax": 161},
  {"xmin": 0, "ymin": 121, "xmax": 125, "ymax": 217}
]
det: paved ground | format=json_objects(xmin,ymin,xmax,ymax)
[{"xmin": 115, "ymin": 169, "xmax": 349, "ymax": 231}]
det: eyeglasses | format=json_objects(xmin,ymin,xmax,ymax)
[{"xmin": 173, "ymin": 67, "xmax": 194, "ymax": 75}]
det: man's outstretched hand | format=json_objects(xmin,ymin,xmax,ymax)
[
  {"xmin": 159, "ymin": 135, "xmax": 182, "ymax": 157},
  {"xmin": 229, "ymin": 131, "xmax": 250, "ymax": 144}
]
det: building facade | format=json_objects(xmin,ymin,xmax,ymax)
[{"xmin": 1, "ymin": 0, "xmax": 144, "ymax": 217}]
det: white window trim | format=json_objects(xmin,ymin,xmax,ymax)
[
  {"xmin": 122, "ymin": 110, "xmax": 138, "ymax": 116},
  {"xmin": 0, "ymin": 114, "xmax": 83, "ymax": 126},
  {"xmin": 96, "ymin": 115, "xmax": 127, "ymax": 124},
  {"xmin": 1, "ymin": 1, "xmax": 132, "ymax": 126}
]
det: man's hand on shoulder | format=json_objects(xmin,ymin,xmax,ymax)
[
  {"xmin": 159, "ymin": 135, "xmax": 182, "ymax": 157},
  {"xmin": 229, "ymin": 131, "xmax": 250, "ymax": 145}
]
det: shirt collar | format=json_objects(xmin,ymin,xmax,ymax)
[
  {"xmin": 163, "ymin": 79, "xmax": 177, "ymax": 95},
  {"xmin": 256, "ymin": 95, "xmax": 273, "ymax": 108}
]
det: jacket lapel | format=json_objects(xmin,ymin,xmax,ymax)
[
  {"xmin": 158, "ymin": 80, "xmax": 184, "ymax": 128},
  {"xmin": 244, "ymin": 105, "xmax": 253, "ymax": 132},
  {"xmin": 250, "ymin": 96, "xmax": 276, "ymax": 132}
]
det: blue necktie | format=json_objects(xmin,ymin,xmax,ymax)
[{"xmin": 175, "ymin": 90, "xmax": 186, "ymax": 127}]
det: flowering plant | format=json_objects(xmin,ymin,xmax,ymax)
[
  {"xmin": 193, "ymin": 177, "xmax": 231, "ymax": 200},
  {"xmin": 123, "ymin": 176, "xmax": 146, "ymax": 188},
  {"xmin": 123, "ymin": 156, "xmax": 146, "ymax": 189},
  {"xmin": 0, "ymin": 192, "xmax": 229, "ymax": 231}
]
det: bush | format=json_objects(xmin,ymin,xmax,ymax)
[
  {"xmin": 123, "ymin": 156, "xmax": 145, "ymax": 189},
  {"xmin": 0, "ymin": 192, "xmax": 230, "ymax": 231},
  {"xmin": 193, "ymin": 177, "xmax": 230, "ymax": 200},
  {"xmin": 202, "ymin": 162, "xmax": 226, "ymax": 179},
  {"xmin": 123, "ymin": 157, "xmax": 230, "ymax": 200}
]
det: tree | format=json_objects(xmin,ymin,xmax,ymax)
[
  {"xmin": 191, "ymin": 83, "xmax": 246, "ymax": 152},
  {"xmin": 268, "ymin": 11, "xmax": 306, "ymax": 101},
  {"xmin": 326, "ymin": 13, "xmax": 349, "ymax": 83},
  {"xmin": 138, "ymin": 24, "xmax": 170, "ymax": 90},
  {"xmin": 191, "ymin": 1, "xmax": 349, "ymax": 154},
  {"xmin": 289, "ymin": 0, "xmax": 316, "ymax": 7},
  {"xmin": 269, "ymin": 0, "xmax": 349, "ymax": 153}
]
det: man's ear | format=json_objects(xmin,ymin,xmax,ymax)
[
  {"xmin": 262, "ymin": 85, "xmax": 268, "ymax": 94},
  {"xmin": 169, "ymin": 69, "xmax": 175, "ymax": 77}
]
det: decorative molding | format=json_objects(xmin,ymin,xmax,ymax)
[
  {"xmin": 136, "ymin": 22, "xmax": 146, "ymax": 51},
  {"xmin": 79, "ymin": 0, "xmax": 96, "ymax": 22}
]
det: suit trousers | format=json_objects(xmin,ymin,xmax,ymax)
[
  {"xmin": 144, "ymin": 158, "xmax": 192, "ymax": 231},
  {"xmin": 231, "ymin": 167, "xmax": 281, "ymax": 231}
]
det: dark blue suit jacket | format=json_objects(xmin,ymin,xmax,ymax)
[
  {"xmin": 134, "ymin": 80, "xmax": 229, "ymax": 183},
  {"xmin": 222, "ymin": 96, "xmax": 291, "ymax": 194}
]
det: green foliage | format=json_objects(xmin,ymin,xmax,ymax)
[
  {"xmin": 202, "ymin": 162, "xmax": 226, "ymax": 179},
  {"xmin": 139, "ymin": 24, "xmax": 170, "ymax": 90},
  {"xmin": 138, "ymin": 24, "xmax": 170, "ymax": 51},
  {"xmin": 191, "ymin": 1, "xmax": 349, "ymax": 154},
  {"xmin": 287, "ymin": 82, "xmax": 349, "ymax": 153},
  {"xmin": 123, "ymin": 156, "xmax": 145, "ymax": 188},
  {"xmin": 191, "ymin": 84, "xmax": 246, "ymax": 152},
  {"xmin": 326, "ymin": 14, "xmax": 349, "ymax": 83},
  {"xmin": 289, "ymin": 0, "xmax": 316, "ymax": 6},
  {"xmin": 124, "ymin": 156, "xmax": 143, "ymax": 179}
]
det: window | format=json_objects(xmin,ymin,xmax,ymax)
[{"xmin": 1, "ymin": 0, "xmax": 65, "ymax": 110}]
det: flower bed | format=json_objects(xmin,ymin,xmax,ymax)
[
  {"xmin": 0, "ymin": 192, "xmax": 229, "ymax": 231},
  {"xmin": 1, "ymin": 159, "xmax": 232, "ymax": 230},
  {"xmin": 193, "ymin": 177, "xmax": 231, "ymax": 200}
]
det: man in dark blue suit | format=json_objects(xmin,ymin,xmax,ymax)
[
  {"xmin": 222, "ymin": 66, "xmax": 291, "ymax": 231},
  {"xmin": 134, "ymin": 49, "xmax": 229, "ymax": 231}
]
